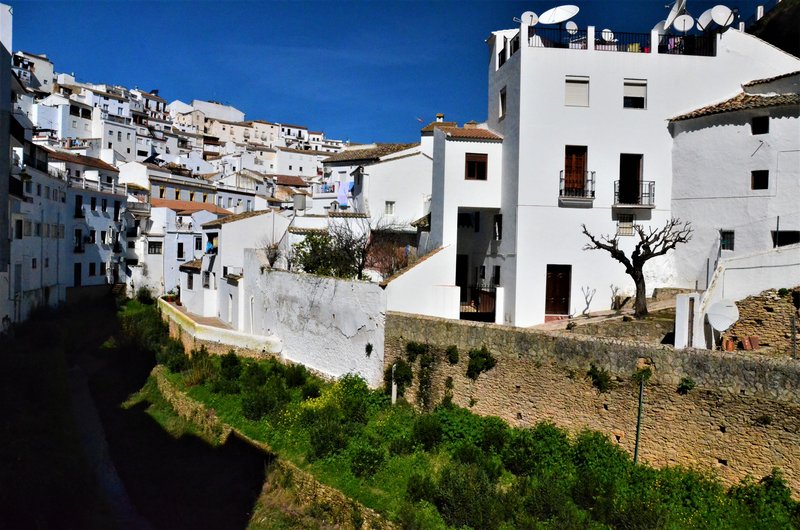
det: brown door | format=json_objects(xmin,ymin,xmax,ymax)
[
  {"xmin": 456, "ymin": 254, "xmax": 469, "ymax": 302},
  {"xmin": 564, "ymin": 146, "xmax": 587, "ymax": 194},
  {"xmin": 545, "ymin": 265, "xmax": 571, "ymax": 315},
  {"xmin": 619, "ymin": 154, "xmax": 642, "ymax": 204}
]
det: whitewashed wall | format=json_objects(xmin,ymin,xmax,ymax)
[
  {"xmin": 384, "ymin": 245, "xmax": 460, "ymax": 319},
  {"xmin": 243, "ymin": 249, "xmax": 386, "ymax": 386}
]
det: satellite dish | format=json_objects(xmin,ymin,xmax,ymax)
[
  {"xmin": 520, "ymin": 10, "xmax": 538, "ymax": 26},
  {"xmin": 673, "ymin": 14, "xmax": 694, "ymax": 32},
  {"xmin": 538, "ymin": 4, "xmax": 580, "ymax": 25},
  {"xmin": 565, "ymin": 20, "xmax": 578, "ymax": 34},
  {"xmin": 665, "ymin": 0, "xmax": 687, "ymax": 29},
  {"xmin": 707, "ymin": 300, "xmax": 739, "ymax": 332},
  {"xmin": 653, "ymin": 19, "xmax": 668, "ymax": 33},
  {"xmin": 601, "ymin": 28, "xmax": 615, "ymax": 41},
  {"xmin": 711, "ymin": 5, "xmax": 734, "ymax": 27},
  {"xmin": 697, "ymin": 8, "xmax": 714, "ymax": 31}
]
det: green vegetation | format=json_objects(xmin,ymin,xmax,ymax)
[
  {"xmin": 122, "ymin": 303, "xmax": 800, "ymax": 529},
  {"xmin": 466, "ymin": 345, "xmax": 497, "ymax": 380},
  {"xmin": 292, "ymin": 232, "xmax": 359, "ymax": 279},
  {"xmin": 677, "ymin": 376, "xmax": 697, "ymax": 395},
  {"xmin": 587, "ymin": 363, "xmax": 614, "ymax": 393},
  {"xmin": 445, "ymin": 345, "xmax": 459, "ymax": 365}
]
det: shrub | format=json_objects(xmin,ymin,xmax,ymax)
[
  {"xmin": 156, "ymin": 338, "xmax": 189, "ymax": 373},
  {"xmin": 209, "ymin": 375, "xmax": 240, "ymax": 394},
  {"xmin": 396, "ymin": 501, "xmax": 447, "ymax": 530},
  {"xmin": 348, "ymin": 436, "xmax": 386, "ymax": 478},
  {"xmin": 301, "ymin": 379, "xmax": 322, "ymax": 400},
  {"xmin": 677, "ymin": 377, "xmax": 696, "ymax": 395},
  {"xmin": 284, "ymin": 363, "xmax": 308, "ymax": 388},
  {"xmin": 406, "ymin": 341, "xmax": 429, "ymax": 363},
  {"xmin": 406, "ymin": 473, "xmax": 438, "ymax": 502},
  {"xmin": 241, "ymin": 375, "xmax": 289, "ymax": 420},
  {"xmin": 480, "ymin": 416, "xmax": 510, "ymax": 454},
  {"xmin": 136, "ymin": 287, "xmax": 154, "ymax": 305},
  {"xmin": 466, "ymin": 346, "xmax": 496, "ymax": 380},
  {"xmin": 434, "ymin": 461, "xmax": 501, "ymax": 529},
  {"xmin": 417, "ymin": 351, "xmax": 436, "ymax": 412},
  {"xmin": 502, "ymin": 422, "xmax": 573, "ymax": 477},
  {"xmin": 184, "ymin": 346, "xmax": 216, "ymax": 386},
  {"xmin": 412, "ymin": 413, "xmax": 443, "ymax": 451},
  {"xmin": 445, "ymin": 345, "xmax": 459, "ymax": 365},
  {"xmin": 777, "ymin": 288, "xmax": 789, "ymax": 296},
  {"xmin": 384, "ymin": 359, "xmax": 413, "ymax": 396},
  {"xmin": 436, "ymin": 405, "xmax": 484, "ymax": 446},
  {"xmin": 754, "ymin": 414, "xmax": 772, "ymax": 426},
  {"xmin": 240, "ymin": 361, "xmax": 268, "ymax": 390},
  {"xmin": 452, "ymin": 442, "xmax": 504, "ymax": 482},
  {"xmin": 338, "ymin": 374, "xmax": 370, "ymax": 425},
  {"xmin": 307, "ymin": 405, "xmax": 349, "ymax": 460},
  {"xmin": 587, "ymin": 364, "xmax": 613, "ymax": 393},
  {"xmin": 220, "ymin": 350, "xmax": 242, "ymax": 381}
]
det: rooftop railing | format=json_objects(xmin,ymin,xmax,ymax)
[{"xmin": 657, "ymin": 34, "xmax": 716, "ymax": 57}]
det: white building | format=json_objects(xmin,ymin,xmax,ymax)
[
  {"xmin": 12, "ymin": 51, "xmax": 54, "ymax": 93},
  {"xmin": 191, "ymin": 99, "xmax": 245, "ymax": 123},
  {"xmin": 418, "ymin": 20, "xmax": 800, "ymax": 326},
  {"xmin": 671, "ymin": 71, "xmax": 800, "ymax": 290}
]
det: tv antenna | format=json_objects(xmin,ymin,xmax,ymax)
[
  {"xmin": 665, "ymin": 0, "xmax": 687, "ymax": 30},
  {"xmin": 514, "ymin": 11, "xmax": 538, "ymax": 26},
  {"xmin": 707, "ymin": 300, "xmax": 740, "ymax": 349}
]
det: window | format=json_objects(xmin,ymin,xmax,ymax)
[
  {"xmin": 88, "ymin": 230, "xmax": 96, "ymax": 244},
  {"xmin": 719, "ymin": 230, "xmax": 735, "ymax": 251},
  {"xmin": 473, "ymin": 212, "xmax": 481, "ymax": 233},
  {"xmin": 117, "ymin": 131, "xmax": 122, "ymax": 141},
  {"xmin": 189, "ymin": 191, "xmax": 195, "ymax": 202},
  {"xmin": 465, "ymin": 153, "xmax": 488, "ymax": 180},
  {"xmin": 203, "ymin": 193, "xmax": 208, "ymax": 203},
  {"xmin": 100, "ymin": 262, "xmax": 106, "ymax": 275},
  {"xmin": 751, "ymin": 170, "xmax": 769, "ymax": 190},
  {"xmin": 127, "ymin": 132, "xmax": 131, "ymax": 140},
  {"xmin": 195, "ymin": 236, "xmax": 202, "ymax": 251},
  {"xmin": 479, "ymin": 266, "xmax": 485, "ymax": 280},
  {"xmin": 148, "ymin": 241, "xmax": 163, "ymax": 254},
  {"xmin": 72, "ymin": 119, "xmax": 77, "ymax": 128},
  {"xmin": 24, "ymin": 221, "xmax": 32, "ymax": 237},
  {"xmin": 493, "ymin": 265, "xmax": 501, "ymax": 286},
  {"xmin": 385, "ymin": 201, "xmax": 395, "ymax": 215},
  {"xmin": 14, "ymin": 219, "xmax": 22, "ymax": 239},
  {"xmin": 34, "ymin": 223, "xmax": 41, "ymax": 237},
  {"xmin": 499, "ymin": 87, "xmax": 507, "ymax": 119},
  {"xmin": 202, "ymin": 271, "xmax": 210, "ymax": 288},
  {"xmin": 101, "ymin": 198, "xmax": 107, "ymax": 211},
  {"xmin": 91, "ymin": 197, "xmax": 97, "ymax": 210},
  {"xmin": 89, "ymin": 262, "xmax": 96, "ymax": 276},
  {"xmin": 617, "ymin": 214, "xmax": 635, "ymax": 236},
  {"xmin": 100, "ymin": 230, "xmax": 107, "ymax": 244},
  {"xmin": 565, "ymin": 76, "xmax": 589, "ymax": 107},
  {"xmin": 771, "ymin": 231, "xmax": 800, "ymax": 247},
  {"xmin": 36, "ymin": 183, "xmax": 41, "ymax": 196},
  {"xmin": 751, "ymin": 116, "xmax": 769, "ymax": 135},
  {"xmin": 299, "ymin": 166, "xmax": 303, "ymax": 172},
  {"xmin": 173, "ymin": 189, "xmax": 180, "ymax": 200},
  {"xmin": 108, "ymin": 142, "xmax": 112, "ymax": 149},
  {"xmin": 187, "ymin": 273, "xmax": 194, "ymax": 290},
  {"xmin": 289, "ymin": 165, "xmax": 292, "ymax": 171},
  {"xmin": 227, "ymin": 197, "xmax": 232, "ymax": 207},
  {"xmin": 623, "ymin": 79, "xmax": 647, "ymax": 109},
  {"xmin": 493, "ymin": 214, "xmax": 503, "ymax": 240},
  {"xmin": 45, "ymin": 258, "xmax": 49, "ymax": 268},
  {"xmin": 177, "ymin": 242, "xmax": 184, "ymax": 260},
  {"xmin": 159, "ymin": 187, "xmax": 166, "ymax": 198}
]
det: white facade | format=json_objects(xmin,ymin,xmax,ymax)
[
  {"xmin": 191, "ymin": 100, "xmax": 245, "ymax": 123},
  {"xmin": 422, "ymin": 25, "xmax": 800, "ymax": 327}
]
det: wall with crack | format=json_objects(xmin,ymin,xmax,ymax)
[{"xmin": 244, "ymin": 249, "xmax": 386, "ymax": 385}]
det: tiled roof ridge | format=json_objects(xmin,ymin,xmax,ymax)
[{"xmin": 671, "ymin": 92, "xmax": 800, "ymax": 122}]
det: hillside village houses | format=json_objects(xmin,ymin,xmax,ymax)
[{"xmin": 2, "ymin": 1, "xmax": 800, "ymax": 358}]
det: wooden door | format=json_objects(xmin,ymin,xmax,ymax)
[
  {"xmin": 73, "ymin": 263, "xmax": 82, "ymax": 287},
  {"xmin": 564, "ymin": 146, "xmax": 587, "ymax": 194},
  {"xmin": 545, "ymin": 265, "xmax": 571, "ymax": 315},
  {"xmin": 619, "ymin": 154, "xmax": 642, "ymax": 204}
]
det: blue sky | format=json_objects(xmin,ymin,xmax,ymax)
[{"xmin": 11, "ymin": 0, "xmax": 766, "ymax": 143}]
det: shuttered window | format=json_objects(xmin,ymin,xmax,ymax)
[
  {"xmin": 565, "ymin": 77, "xmax": 589, "ymax": 107},
  {"xmin": 623, "ymin": 79, "xmax": 647, "ymax": 109}
]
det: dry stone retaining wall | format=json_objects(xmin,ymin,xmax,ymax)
[
  {"xmin": 385, "ymin": 311, "xmax": 800, "ymax": 495},
  {"xmin": 724, "ymin": 287, "xmax": 800, "ymax": 354}
]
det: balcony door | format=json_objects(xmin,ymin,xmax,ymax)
[
  {"xmin": 619, "ymin": 154, "xmax": 642, "ymax": 204},
  {"xmin": 564, "ymin": 146, "xmax": 587, "ymax": 195}
]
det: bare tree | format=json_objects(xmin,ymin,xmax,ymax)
[
  {"xmin": 581, "ymin": 218, "xmax": 692, "ymax": 319},
  {"xmin": 581, "ymin": 286, "xmax": 596, "ymax": 316}
]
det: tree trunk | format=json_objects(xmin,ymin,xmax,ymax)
[{"xmin": 632, "ymin": 270, "xmax": 648, "ymax": 319}]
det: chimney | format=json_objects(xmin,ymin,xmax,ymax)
[
  {"xmin": 150, "ymin": 89, "xmax": 159, "ymax": 96},
  {"xmin": 436, "ymin": 113, "xmax": 444, "ymax": 123},
  {"xmin": 464, "ymin": 120, "xmax": 478, "ymax": 129}
]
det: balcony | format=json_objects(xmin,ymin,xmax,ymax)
[
  {"xmin": 613, "ymin": 180, "xmax": 655, "ymax": 208},
  {"xmin": 126, "ymin": 201, "xmax": 151, "ymax": 215},
  {"xmin": 559, "ymin": 170, "xmax": 595, "ymax": 208}
]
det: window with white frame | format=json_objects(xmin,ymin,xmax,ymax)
[
  {"xmin": 565, "ymin": 76, "xmax": 589, "ymax": 107},
  {"xmin": 623, "ymin": 79, "xmax": 647, "ymax": 109},
  {"xmin": 384, "ymin": 201, "xmax": 395, "ymax": 215},
  {"xmin": 617, "ymin": 214, "xmax": 636, "ymax": 236}
]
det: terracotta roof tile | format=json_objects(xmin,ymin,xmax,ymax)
[
  {"xmin": 421, "ymin": 121, "xmax": 458, "ymax": 132},
  {"xmin": 273, "ymin": 174, "xmax": 309, "ymax": 187},
  {"xmin": 150, "ymin": 198, "xmax": 231, "ymax": 215},
  {"xmin": 439, "ymin": 127, "xmax": 503, "ymax": 141},
  {"xmin": 323, "ymin": 143, "xmax": 419, "ymax": 163},
  {"xmin": 201, "ymin": 209, "xmax": 273, "ymax": 228},
  {"xmin": 46, "ymin": 149, "xmax": 119, "ymax": 172},
  {"xmin": 179, "ymin": 259, "xmax": 203, "ymax": 272},
  {"xmin": 743, "ymin": 71, "xmax": 800, "ymax": 87},
  {"xmin": 671, "ymin": 92, "xmax": 800, "ymax": 122}
]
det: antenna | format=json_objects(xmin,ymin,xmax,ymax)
[
  {"xmin": 665, "ymin": 0, "xmax": 687, "ymax": 30},
  {"xmin": 711, "ymin": 5, "xmax": 734, "ymax": 27},
  {"xmin": 697, "ymin": 8, "xmax": 714, "ymax": 31},
  {"xmin": 517, "ymin": 11, "xmax": 538, "ymax": 26},
  {"xmin": 601, "ymin": 28, "xmax": 615, "ymax": 42},
  {"xmin": 565, "ymin": 20, "xmax": 578, "ymax": 35},
  {"xmin": 707, "ymin": 300, "xmax": 739, "ymax": 332},
  {"xmin": 538, "ymin": 5, "xmax": 579, "ymax": 25},
  {"xmin": 672, "ymin": 13, "xmax": 694, "ymax": 32}
]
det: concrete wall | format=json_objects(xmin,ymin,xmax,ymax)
[
  {"xmin": 243, "ymin": 250, "xmax": 386, "ymax": 385},
  {"xmin": 385, "ymin": 311, "xmax": 800, "ymax": 494}
]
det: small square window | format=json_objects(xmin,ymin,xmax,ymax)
[
  {"xmin": 465, "ymin": 153, "xmax": 488, "ymax": 180},
  {"xmin": 623, "ymin": 79, "xmax": 647, "ymax": 109},
  {"xmin": 617, "ymin": 214, "xmax": 635, "ymax": 236},
  {"xmin": 565, "ymin": 77, "xmax": 589, "ymax": 107},
  {"xmin": 751, "ymin": 170, "xmax": 769, "ymax": 190},
  {"xmin": 751, "ymin": 116, "xmax": 769, "ymax": 135},
  {"xmin": 720, "ymin": 230, "xmax": 735, "ymax": 251},
  {"xmin": 385, "ymin": 201, "xmax": 395, "ymax": 215},
  {"xmin": 148, "ymin": 242, "xmax": 163, "ymax": 255}
]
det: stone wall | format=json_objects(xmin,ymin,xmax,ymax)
[
  {"xmin": 385, "ymin": 311, "xmax": 800, "ymax": 495},
  {"xmin": 724, "ymin": 287, "xmax": 800, "ymax": 354}
]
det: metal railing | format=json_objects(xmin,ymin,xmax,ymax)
[
  {"xmin": 528, "ymin": 27, "xmax": 589, "ymax": 49},
  {"xmin": 595, "ymin": 31, "xmax": 651, "ymax": 53},
  {"xmin": 67, "ymin": 177, "xmax": 126, "ymax": 195},
  {"xmin": 559, "ymin": 170, "xmax": 596, "ymax": 199},
  {"xmin": 614, "ymin": 180, "xmax": 655, "ymax": 206},
  {"xmin": 657, "ymin": 34, "xmax": 716, "ymax": 57},
  {"xmin": 126, "ymin": 201, "xmax": 151, "ymax": 214}
]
